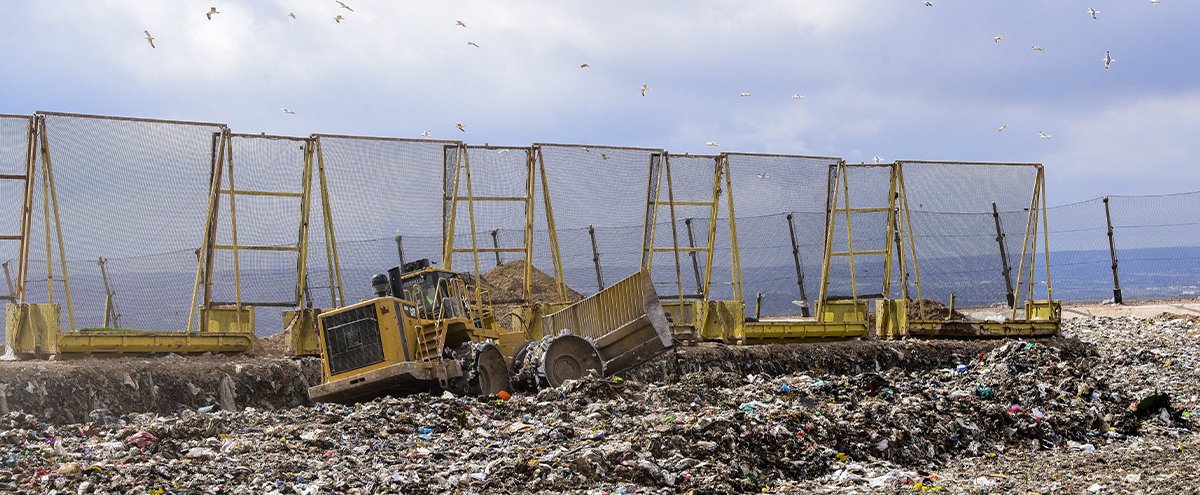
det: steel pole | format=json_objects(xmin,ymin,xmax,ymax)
[
  {"xmin": 785, "ymin": 213, "xmax": 810, "ymax": 317},
  {"xmin": 588, "ymin": 225, "xmax": 604, "ymax": 291},
  {"xmin": 992, "ymin": 202, "xmax": 1015, "ymax": 308},
  {"xmin": 394, "ymin": 234, "xmax": 406, "ymax": 268},
  {"xmin": 1103, "ymin": 196, "xmax": 1123, "ymax": 304}
]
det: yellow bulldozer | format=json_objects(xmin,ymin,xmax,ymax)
[{"xmin": 308, "ymin": 259, "xmax": 672, "ymax": 403}]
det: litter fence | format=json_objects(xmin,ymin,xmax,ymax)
[{"xmin": 1, "ymin": 111, "xmax": 1197, "ymax": 337}]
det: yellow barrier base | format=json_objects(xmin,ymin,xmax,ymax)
[
  {"xmin": 283, "ymin": 308, "xmax": 323, "ymax": 357},
  {"xmin": 56, "ymin": 331, "xmax": 254, "ymax": 355},
  {"xmin": 879, "ymin": 299, "xmax": 1061, "ymax": 339}
]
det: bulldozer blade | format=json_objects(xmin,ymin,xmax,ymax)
[{"xmin": 540, "ymin": 269, "xmax": 673, "ymax": 376}]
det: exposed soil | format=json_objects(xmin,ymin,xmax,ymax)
[{"xmin": 478, "ymin": 260, "xmax": 581, "ymax": 305}]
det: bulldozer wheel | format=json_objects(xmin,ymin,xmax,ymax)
[
  {"xmin": 474, "ymin": 344, "xmax": 511, "ymax": 396},
  {"xmin": 454, "ymin": 342, "xmax": 512, "ymax": 397},
  {"xmin": 539, "ymin": 334, "xmax": 603, "ymax": 387}
]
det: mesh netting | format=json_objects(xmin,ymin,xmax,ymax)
[
  {"xmin": 207, "ymin": 135, "xmax": 309, "ymax": 328},
  {"xmin": 443, "ymin": 146, "xmax": 531, "ymax": 275},
  {"xmin": 898, "ymin": 161, "xmax": 1045, "ymax": 309},
  {"xmin": 24, "ymin": 113, "xmax": 226, "ymax": 331},
  {"xmin": 722, "ymin": 153, "xmax": 840, "ymax": 316},
  {"xmin": 644, "ymin": 154, "xmax": 721, "ymax": 298},
  {"xmin": 310, "ymin": 135, "xmax": 461, "ymax": 308},
  {"xmin": 532, "ymin": 144, "xmax": 663, "ymax": 297},
  {"xmin": 823, "ymin": 164, "xmax": 898, "ymax": 303},
  {"xmin": 1108, "ymin": 192, "xmax": 1200, "ymax": 300},
  {"xmin": 0, "ymin": 116, "xmax": 32, "ymax": 337}
]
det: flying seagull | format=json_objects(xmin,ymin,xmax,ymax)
[
  {"xmin": 705, "ymin": 141, "xmax": 719, "ymax": 147},
  {"xmin": 467, "ymin": 41, "xmax": 480, "ymax": 48},
  {"xmin": 456, "ymin": 20, "xmax": 467, "ymax": 27},
  {"xmin": 739, "ymin": 92, "xmax": 752, "ymax": 97},
  {"xmin": 1039, "ymin": 131, "xmax": 1052, "ymax": 139},
  {"xmin": 335, "ymin": 1, "xmax": 354, "ymax": 12},
  {"xmin": 640, "ymin": 83, "xmax": 650, "ymax": 96},
  {"xmin": 872, "ymin": 156, "xmax": 883, "ymax": 163},
  {"xmin": 334, "ymin": 15, "xmax": 344, "ymax": 23},
  {"xmin": 456, "ymin": 123, "xmax": 466, "ymax": 132},
  {"xmin": 791, "ymin": 94, "xmax": 805, "ymax": 100},
  {"xmin": 1031, "ymin": 45, "xmax": 1045, "ymax": 52},
  {"xmin": 289, "ymin": 12, "xmax": 297, "ymax": 19},
  {"xmin": 144, "ymin": 30, "xmax": 156, "ymax": 48},
  {"xmin": 757, "ymin": 172, "xmax": 769, "ymax": 179},
  {"xmin": 579, "ymin": 63, "xmax": 590, "ymax": 68},
  {"xmin": 599, "ymin": 153, "xmax": 610, "ymax": 160},
  {"xmin": 206, "ymin": 7, "xmax": 219, "ymax": 20},
  {"xmin": 1088, "ymin": 8, "xmax": 1100, "ymax": 19},
  {"xmin": 420, "ymin": 130, "xmax": 431, "ymax": 137},
  {"xmin": 993, "ymin": 34, "xmax": 1004, "ymax": 43},
  {"xmin": 282, "ymin": 108, "xmax": 296, "ymax": 115},
  {"xmin": 924, "ymin": 1, "xmax": 933, "ymax": 6},
  {"xmin": 998, "ymin": 123, "xmax": 1008, "ymax": 132},
  {"xmin": 1150, "ymin": 0, "xmax": 1160, "ymax": 5},
  {"xmin": 1104, "ymin": 50, "xmax": 1114, "ymax": 69}
]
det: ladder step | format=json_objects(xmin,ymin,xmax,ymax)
[
  {"xmin": 832, "ymin": 207, "xmax": 892, "ymax": 213},
  {"xmin": 218, "ymin": 189, "xmax": 304, "ymax": 198},
  {"xmin": 0, "ymin": 174, "xmax": 27, "ymax": 180},
  {"xmin": 651, "ymin": 247, "xmax": 708, "ymax": 252}
]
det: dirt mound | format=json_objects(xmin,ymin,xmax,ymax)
[
  {"xmin": 907, "ymin": 298, "xmax": 971, "ymax": 320},
  {"xmin": 478, "ymin": 260, "xmax": 581, "ymax": 304},
  {"xmin": 255, "ymin": 331, "xmax": 290, "ymax": 357}
]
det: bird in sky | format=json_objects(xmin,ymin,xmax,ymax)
[
  {"xmin": 580, "ymin": 63, "xmax": 590, "ymax": 68},
  {"xmin": 705, "ymin": 141, "xmax": 719, "ymax": 147},
  {"xmin": 467, "ymin": 41, "xmax": 480, "ymax": 48},
  {"xmin": 1031, "ymin": 45, "xmax": 1045, "ymax": 52},
  {"xmin": 791, "ymin": 94, "xmax": 805, "ymax": 100},
  {"xmin": 420, "ymin": 130, "xmax": 431, "ymax": 137},
  {"xmin": 144, "ymin": 30, "xmax": 156, "ymax": 48},
  {"xmin": 924, "ymin": 1, "xmax": 933, "ymax": 6},
  {"xmin": 1088, "ymin": 8, "xmax": 1100, "ymax": 19},
  {"xmin": 993, "ymin": 34, "xmax": 1004, "ymax": 43},
  {"xmin": 334, "ymin": 15, "xmax": 344, "ymax": 23},
  {"xmin": 600, "ymin": 153, "xmax": 610, "ymax": 160},
  {"xmin": 998, "ymin": 123, "xmax": 1008, "ymax": 132},
  {"xmin": 289, "ymin": 12, "xmax": 297, "ymax": 19},
  {"xmin": 456, "ymin": 123, "xmax": 466, "ymax": 132},
  {"xmin": 336, "ymin": 1, "xmax": 354, "ymax": 12},
  {"xmin": 872, "ymin": 156, "xmax": 883, "ymax": 163},
  {"xmin": 456, "ymin": 20, "xmax": 467, "ymax": 27},
  {"xmin": 739, "ymin": 92, "xmax": 752, "ymax": 97},
  {"xmin": 640, "ymin": 83, "xmax": 650, "ymax": 96},
  {"xmin": 1039, "ymin": 131, "xmax": 1052, "ymax": 139},
  {"xmin": 1104, "ymin": 50, "xmax": 1114, "ymax": 69},
  {"xmin": 1150, "ymin": 0, "xmax": 1160, "ymax": 5},
  {"xmin": 206, "ymin": 7, "xmax": 219, "ymax": 20},
  {"xmin": 281, "ymin": 108, "xmax": 296, "ymax": 115},
  {"xmin": 757, "ymin": 172, "xmax": 769, "ymax": 180}
]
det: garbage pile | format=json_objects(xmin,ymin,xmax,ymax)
[{"xmin": 0, "ymin": 333, "xmax": 1187, "ymax": 494}]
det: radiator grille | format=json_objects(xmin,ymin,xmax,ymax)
[{"xmin": 323, "ymin": 305, "xmax": 385, "ymax": 375}]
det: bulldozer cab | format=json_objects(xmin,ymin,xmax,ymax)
[{"xmin": 383, "ymin": 259, "xmax": 471, "ymax": 321}]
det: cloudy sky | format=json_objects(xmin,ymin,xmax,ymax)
[{"xmin": 1, "ymin": 0, "xmax": 1197, "ymax": 203}]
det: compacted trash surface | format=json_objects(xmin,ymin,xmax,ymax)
[{"xmin": 0, "ymin": 314, "xmax": 1198, "ymax": 493}]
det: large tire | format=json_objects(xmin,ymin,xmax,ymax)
[
  {"xmin": 517, "ymin": 333, "xmax": 604, "ymax": 389},
  {"xmin": 452, "ymin": 342, "xmax": 512, "ymax": 397}
]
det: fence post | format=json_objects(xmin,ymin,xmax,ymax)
[
  {"xmin": 490, "ymin": 229, "xmax": 502, "ymax": 267},
  {"xmin": 394, "ymin": 234, "xmax": 406, "ymax": 269},
  {"xmin": 588, "ymin": 225, "xmax": 604, "ymax": 291},
  {"xmin": 1103, "ymin": 196, "xmax": 1123, "ymax": 304},
  {"xmin": 992, "ymin": 202, "xmax": 1015, "ymax": 308},
  {"xmin": 683, "ymin": 218, "xmax": 703, "ymax": 291},
  {"xmin": 754, "ymin": 292, "xmax": 763, "ymax": 320},
  {"xmin": 1, "ymin": 260, "xmax": 13, "ymax": 301},
  {"xmin": 785, "ymin": 213, "xmax": 811, "ymax": 317}
]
